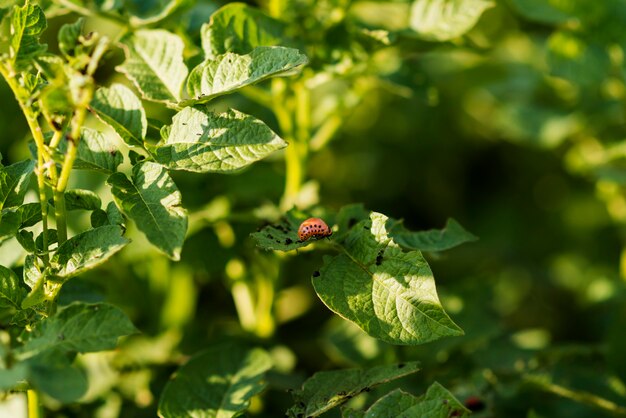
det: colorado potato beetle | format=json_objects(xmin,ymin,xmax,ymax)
[{"xmin": 298, "ymin": 218, "xmax": 332, "ymax": 241}]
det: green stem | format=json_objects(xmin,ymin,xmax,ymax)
[
  {"xmin": 255, "ymin": 274, "xmax": 275, "ymax": 338},
  {"xmin": 0, "ymin": 63, "xmax": 51, "ymax": 265},
  {"xmin": 528, "ymin": 378, "xmax": 626, "ymax": 417},
  {"xmin": 55, "ymin": 80, "xmax": 93, "ymax": 244},
  {"xmin": 27, "ymin": 389, "xmax": 41, "ymax": 418}
]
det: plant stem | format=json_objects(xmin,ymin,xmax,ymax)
[
  {"xmin": 55, "ymin": 81, "xmax": 93, "ymax": 244},
  {"xmin": 27, "ymin": 389, "xmax": 41, "ymax": 418},
  {"xmin": 0, "ymin": 63, "xmax": 51, "ymax": 265},
  {"xmin": 528, "ymin": 378, "xmax": 626, "ymax": 417}
]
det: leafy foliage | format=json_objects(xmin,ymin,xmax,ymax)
[{"xmin": 6, "ymin": 0, "xmax": 620, "ymax": 417}]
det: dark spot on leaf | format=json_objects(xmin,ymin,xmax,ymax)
[
  {"xmin": 182, "ymin": 123, "xmax": 187, "ymax": 125},
  {"xmin": 337, "ymin": 391, "xmax": 346, "ymax": 396},
  {"xmin": 442, "ymin": 399, "xmax": 448, "ymax": 405},
  {"xmin": 110, "ymin": 150, "xmax": 117, "ymax": 156},
  {"xmin": 267, "ymin": 234, "xmax": 274, "ymax": 240},
  {"xmin": 347, "ymin": 218, "xmax": 357, "ymax": 228},
  {"xmin": 312, "ymin": 271, "xmax": 320, "ymax": 277},
  {"xmin": 363, "ymin": 226, "xmax": 370, "ymax": 230},
  {"xmin": 375, "ymin": 250, "xmax": 383, "ymax": 265},
  {"xmin": 363, "ymin": 387, "xmax": 371, "ymax": 392},
  {"xmin": 398, "ymin": 363, "xmax": 405, "ymax": 368},
  {"xmin": 285, "ymin": 238, "xmax": 293, "ymax": 244}
]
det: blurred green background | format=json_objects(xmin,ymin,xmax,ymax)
[{"xmin": 3, "ymin": 0, "xmax": 626, "ymax": 417}]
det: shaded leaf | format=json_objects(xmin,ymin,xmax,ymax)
[
  {"xmin": 0, "ymin": 159, "xmax": 35, "ymax": 210},
  {"xmin": 18, "ymin": 202, "xmax": 42, "ymax": 228},
  {"xmin": 58, "ymin": 17, "xmax": 83, "ymax": 59},
  {"xmin": 16, "ymin": 230, "xmax": 35, "ymax": 253},
  {"xmin": 251, "ymin": 210, "xmax": 321, "ymax": 251},
  {"xmin": 117, "ymin": 30, "xmax": 189, "ymax": 103},
  {"xmin": 409, "ymin": 0, "xmax": 494, "ymax": 41},
  {"xmin": 185, "ymin": 47, "xmax": 307, "ymax": 105},
  {"xmin": 57, "ymin": 128, "xmax": 123, "ymax": 173},
  {"xmin": 0, "ymin": 265, "xmax": 26, "ymax": 309},
  {"xmin": 202, "ymin": 2, "xmax": 286, "ymax": 57},
  {"xmin": 287, "ymin": 362, "xmax": 420, "ymax": 417},
  {"xmin": 153, "ymin": 107, "xmax": 287, "ymax": 173},
  {"xmin": 16, "ymin": 302, "xmax": 137, "ymax": 360},
  {"xmin": 360, "ymin": 384, "xmax": 469, "ymax": 417},
  {"xmin": 389, "ymin": 218, "xmax": 477, "ymax": 252},
  {"xmin": 63, "ymin": 189, "xmax": 102, "ymax": 211},
  {"xmin": 28, "ymin": 353, "xmax": 87, "ymax": 403},
  {"xmin": 158, "ymin": 344, "xmax": 272, "ymax": 418},
  {"xmin": 313, "ymin": 213, "xmax": 463, "ymax": 345},
  {"xmin": 50, "ymin": 225, "xmax": 129, "ymax": 279},
  {"xmin": 0, "ymin": 208, "xmax": 22, "ymax": 242},
  {"xmin": 107, "ymin": 162, "xmax": 187, "ymax": 260},
  {"xmin": 21, "ymin": 255, "xmax": 45, "ymax": 309},
  {"xmin": 91, "ymin": 83, "xmax": 147, "ymax": 147}
]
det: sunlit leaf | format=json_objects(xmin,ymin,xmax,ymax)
[
  {"xmin": 91, "ymin": 83, "xmax": 147, "ymax": 147},
  {"xmin": 9, "ymin": 2, "xmax": 47, "ymax": 69},
  {"xmin": 409, "ymin": 0, "xmax": 494, "ymax": 41},
  {"xmin": 117, "ymin": 30, "xmax": 188, "ymax": 103},
  {"xmin": 201, "ymin": 2, "xmax": 286, "ymax": 57},
  {"xmin": 313, "ymin": 212, "xmax": 463, "ymax": 345},
  {"xmin": 50, "ymin": 225, "xmax": 129, "ymax": 279},
  {"xmin": 153, "ymin": 107, "xmax": 287, "ymax": 173},
  {"xmin": 107, "ymin": 162, "xmax": 187, "ymax": 260},
  {"xmin": 185, "ymin": 47, "xmax": 307, "ymax": 105}
]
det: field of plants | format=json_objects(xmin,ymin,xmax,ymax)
[{"xmin": 1, "ymin": 0, "xmax": 626, "ymax": 417}]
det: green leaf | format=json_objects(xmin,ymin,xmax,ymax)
[
  {"xmin": 117, "ymin": 30, "xmax": 189, "ymax": 103},
  {"xmin": 58, "ymin": 18, "xmax": 84, "ymax": 59},
  {"xmin": 158, "ymin": 344, "xmax": 272, "ymax": 418},
  {"xmin": 22, "ymin": 255, "xmax": 45, "ymax": 309},
  {"xmin": 409, "ymin": 0, "xmax": 494, "ymax": 41},
  {"xmin": 201, "ymin": 2, "xmax": 286, "ymax": 57},
  {"xmin": 63, "ymin": 189, "xmax": 102, "ymax": 211},
  {"xmin": 287, "ymin": 362, "xmax": 420, "ymax": 418},
  {"xmin": 0, "ymin": 159, "xmax": 35, "ymax": 210},
  {"xmin": 0, "ymin": 362, "xmax": 29, "ymax": 391},
  {"xmin": 28, "ymin": 352, "xmax": 88, "ymax": 403},
  {"xmin": 9, "ymin": 3, "xmax": 47, "ymax": 70},
  {"xmin": 16, "ymin": 230, "xmax": 35, "ymax": 253},
  {"xmin": 185, "ymin": 47, "xmax": 307, "ymax": 105},
  {"xmin": 508, "ymin": 0, "xmax": 576, "ymax": 24},
  {"xmin": 91, "ymin": 83, "xmax": 148, "ymax": 147},
  {"xmin": 50, "ymin": 225, "xmax": 129, "ymax": 279},
  {"xmin": 359, "ymin": 384, "xmax": 469, "ymax": 417},
  {"xmin": 107, "ymin": 162, "xmax": 187, "ymax": 260},
  {"xmin": 251, "ymin": 210, "xmax": 321, "ymax": 251},
  {"xmin": 153, "ymin": 107, "xmax": 287, "ymax": 173},
  {"xmin": 35, "ymin": 229, "xmax": 58, "ymax": 254},
  {"xmin": 390, "ymin": 218, "xmax": 477, "ymax": 252},
  {"xmin": 313, "ymin": 212, "xmax": 463, "ymax": 345},
  {"xmin": 18, "ymin": 202, "xmax": 42, "ymax": 228},
  {"xmin": 547, "ymin": 31, "xmax": 611, "ymax": 86},
  {"xmin": 0, "ymin": 208, "xmax": 22, "ymax": 242},
  {"xmin": 16, "ymin": 302, "xmax": 137, "ymax": 360},
  {"xmin": 59, "ymin": 128, "xmax": 123, "ymax": 173},
  {"xmin": 0, "ymin": 265, "xmax": 26, "ymax": 309}
]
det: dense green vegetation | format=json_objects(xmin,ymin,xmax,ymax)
[{"xmin": 1, "ymin": 0, "xmax": 626, "ymax": 417}]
